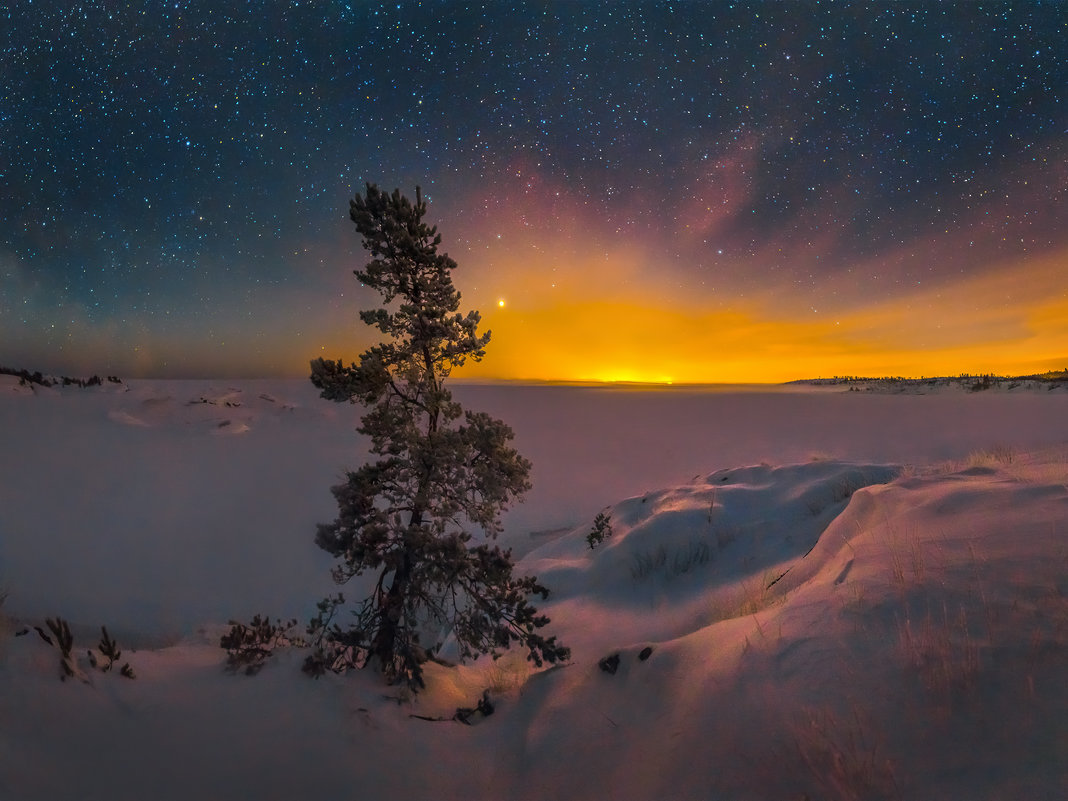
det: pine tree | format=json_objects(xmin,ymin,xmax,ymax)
[{"xmin": 308, "ymin": 184, "xmax": 569, "ymax": 691}]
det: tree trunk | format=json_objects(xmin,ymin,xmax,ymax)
[
  {"xmin": 373, "ymin": 553, "xmax": 411, "ymax": 679},
  {"xmin": 372, "ymin": 506, "xmax": 422, "ymax": 680},
  {"xmin": 374, "ymin": 351, "xmax": 437, "ymax": 682}
]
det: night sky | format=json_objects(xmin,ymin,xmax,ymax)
[{"xmin": 3, "ymin": 2, "xmax": 1066, "ymax": 382}]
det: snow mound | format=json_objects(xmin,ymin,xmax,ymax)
[
  {"xmin": 107, "ymin": 409, "xmax": 151, "ymax": 427},
  {"xmin": 492, "ymin": 451, "xmax": 1068, "ymax": 800},
  {"xmin": 88, "ymin": 380, "xmax": 341, "ymax": 434},
  {"xmin": 521, "ymin": 460, "xmax": 899, "ymax": 655},
  {"xmin": 0, "ymin": 375, "xmax": 36, "ymax": 395}
]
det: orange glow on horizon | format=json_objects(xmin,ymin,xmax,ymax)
[
  {"xmin": 191, "ymin": 233, "xmax": 1066, "ymax": 384},
  {"xmin": 449, "ymin": 247, "xmax": 1068, "ymax": 384}
]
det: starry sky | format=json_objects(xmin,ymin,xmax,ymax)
[{"xmin": 3, "ymin": 1, "xmax": 1066, "ymax": 382}]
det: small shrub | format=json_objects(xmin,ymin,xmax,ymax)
[
  {"xmin": 598, "ymin": 653, "xmax": 621, "ymax": 674},
  {"xmin": 97, "ymin": 626, "xmax": 122, "ymax": 671},
  {"xmin": 45, "ymin": 617, "xmax": 80, "ymax": 681},
  {"xmin": 88, "ymin": 626, "xmax": 136, "ymax": 678},
  {"xmin": 36, "ymin": 618, "xmax": 136, "ymax": 681},
  {"xmin": 454, "ymin": 690, "xmax": 495, "ymax": 724},
  {"xmin": 586, "ymin": 511, "xmax": 613, "ymax": 549},
  {"xmin": 45, "ymin": 617, "xmax": 73, "ymax": 654}
]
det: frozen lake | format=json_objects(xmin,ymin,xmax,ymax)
[{"xmin": 2, "ymin": 377, "xmax": 1067, "ymax": 633}]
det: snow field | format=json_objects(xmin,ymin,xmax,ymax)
[{"xmin": 1, "ymin": 378, "xmax": 1066, "ymax": 799}]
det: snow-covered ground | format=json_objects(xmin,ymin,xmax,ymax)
[{"xmin": 1, "ymin": 377, "xmax": 1066, "ymax": 799}]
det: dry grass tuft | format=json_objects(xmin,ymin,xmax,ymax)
[
  {"xmin": 793, "ymin": 704, "xmax": 900, "ymax": 801},
  {"xmin": 711, "ymin": 571, "xmax": 788, "ymax": 624},
  {"xmin": 484, "ymin": 649, "xmax": 533, "ymax": 694},
  {"xmin": 964, "ymin": 444, "xmax": 1017, "ymax": 468},
  {"xmin": 898, "ymin": 602, "xmax": 982, "ymax": 697},
  {"xmin": 630, "ymin": 538, "xmax": 715, "ymax": 581},
  {"xmin": 884, "ymin": 526, "xmax": 930, "ymax": 588}
]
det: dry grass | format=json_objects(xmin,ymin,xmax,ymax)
[
  {"xmin": 793, "ymin": 704, "xmax": 900, "ymax": 801},
  {"xmin": 711, "ymin": 571, "xmax": 788, "ymax": 630},
  {"xmin": 732, "ymin": 571, "xmax": 784, "ymax": 617},
  {"xmin": 965, "ymin": 444, "xmax": 1017, "ymax": 467},
  {"xmin": 882, "ymin": 526, "xmax": 985, "ymax": 701},
  {"xmin": 806, "ymin": 477, "xmax": 864, "ymax": 517},
  {"xmin": 483, "ymin": 649, "xmax": 533, "ymax": 694},
  {"xmin": 885, "ymin": 522, "xmax": 1068, "ymax": 720},
  {"xmin": 897, "ymin": 601, "xmax": 982, "ymax": 697},
  {"xmin": 884, "ymin": 526, "xmax": 931, "ymax": 588},
  {"xmin": 926, "ymin": 443, "xmax": 1020, "ymax": 476},
  {"xmin": 630, "ymin": 538, "xmax": 715, "ymax": 581}
]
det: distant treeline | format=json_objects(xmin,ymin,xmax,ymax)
[
  {"xmin": 0, "ymin": 366, "xmax": 123, "ymax": 388},
  {"xmin": 803, "ymin": 371, "xmax": 1068, "ymax": 391}
]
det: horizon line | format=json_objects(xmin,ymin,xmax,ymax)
[{"xmin": 5, "ymin": 364, "xmax": 1067, "ymax": 388}]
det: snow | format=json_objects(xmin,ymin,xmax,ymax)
[{"xmin": 1, "ymin": 378, "xmax": 1066, "ymax": 799}]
